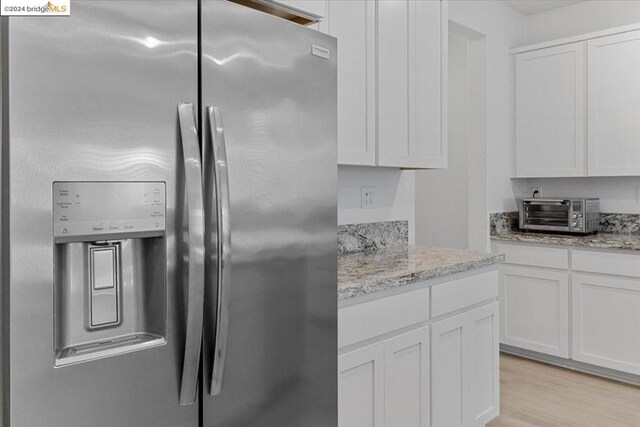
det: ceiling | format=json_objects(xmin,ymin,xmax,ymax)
[{"xmin": 503, "ymin": 0, "xmax": 584, "ymax": 16}]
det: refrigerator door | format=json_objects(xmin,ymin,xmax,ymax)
[
  {"xmin": 200, "ymin": 1, "xmax": 338, "ymax": 426},
  {"xmin": 2, "ymin": 1, "xmax": 200, "ymax": 426}
]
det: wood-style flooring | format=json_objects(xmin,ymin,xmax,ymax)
[{"xmin": 487, "ymin": 354, "xmax": 640, "ymax": 427}]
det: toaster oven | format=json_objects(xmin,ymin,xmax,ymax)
[{"xmin": 520, "ymin": 198, "xmax": 600, "ymax": 234}]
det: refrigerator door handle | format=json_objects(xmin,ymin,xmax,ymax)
[
  {"xmin": 206, "ymin": 106, "xmax": 231, "ymax": 396},
  {"xmin": 177, "ymin": 103, "xmax": 206, "ymax": 406}
]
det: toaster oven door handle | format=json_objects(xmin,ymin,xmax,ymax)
[{"xmin": 523, "ymin": 199, "xmax": 571, "ymax": 205}]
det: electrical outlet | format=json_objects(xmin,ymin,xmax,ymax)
[
  {"xmin": 531, "ymin": 187, "xmax": 542, "ymax": 198},
  {"xmin": 361, "ymin": 186, "xmax": 376, "ymax": 209}
]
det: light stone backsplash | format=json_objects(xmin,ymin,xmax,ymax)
[
  {"xmin": 338, "ymin": 220, "xmax": 408, "ymax": 255},
  {"xmin": 600, "ymin": 213, "xmax": 640, "ymax": 235},
  {"xmin": 489, "ymin": 212, "xmax": 519, "ymax": 234}
]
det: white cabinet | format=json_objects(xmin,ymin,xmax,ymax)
[
  {"xmin": 572, "ymin": 273, "xmax": 640, "ymax": 375},
  {"xmin": 431, "ymin": 303, "xmax": 499, "ymax": 427},
  {"xmin": 303, "ymin": 0, "xmax": 447, "ymax": 168},
  {"xmin": 377, "ymin": 0, "xmax": 447, "ymax": 168},
  {"xmin": 384, "ymin": 327, "xmax": 430, "ymax": 427},
  {"xmin": 338, "ymin": 271, "xmax": 500, "ymax": 426},
  {"xmin": 497, "ymin": 240, "xmax": 640, "ymax": 379},
  {"xmin": 587, "ymin": 30, "xmax": 640, "ymax": 176},
  {"xmin": 431, "ymin": 311, "xmax": 468, "ymax": 427},
  {"xmin": 468, "ymin": 304, "xmax": 500, "ymax": 426},
  {"xmin": 337, "ymin": 328, "xmax": 430, "ymax": 427},
  {"xmin": 338, "ymin": 342, "xmax": 384, "ymax": 427},
  {"xmin": 513, "ymin": 42, "xmax": 585, "ymax": 177},
  {"xmin": 499, "ymin": 265, "xmax": 569, "ymax": 358},
  {"xmin": 327, "ymin": 1, "xmax": 376, "ymax": 165}
]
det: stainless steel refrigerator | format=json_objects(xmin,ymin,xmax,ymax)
[{"xmin": 0, "ymin": 1, "xmax": 337, "ymax": 426}]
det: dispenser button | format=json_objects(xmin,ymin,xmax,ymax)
[
  {"xmin": 90, "ymin": 246, "xmax": 119, "ymax": 327},
  {"xmin": 92, "ymin": 248, "xmax": 115, "ymax": 290}
]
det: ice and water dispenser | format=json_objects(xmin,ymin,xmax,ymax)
[{"xmin": 53, "ymin": 182, "xmax": 167, "ymax": 366}]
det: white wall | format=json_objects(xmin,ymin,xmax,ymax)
[
  {"xmin": 338, "ymin": 166, "xmax": 416, "ymax": 243},
  {"xmin": 415, "ymin": 26, "xmax": 488, "ymax": 251},
  {"xmin": 448, "ymin": 0, "xmax": 527, "ymax": 214},
  {"xmin": 520, "ymin": 177, "xmax": 640, "ymax": 213},
  {"xmin": 525, "ymin": 0, "xmax": 640, "ymax": 45},
  {"xmin": 416, "ymin": 33, "xmax": 470, "ymax": 249},
  {"xmin": 513, "ymin": 0, "xmax": 640, "ymax": 214}
]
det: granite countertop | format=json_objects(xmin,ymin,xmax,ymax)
[
  {"xmin": 338, "ymin": 245, "xmax": 504, "ymax": 301},
  {"xmin": 491, "ymin": 230, "xmax": 640, "ymax": 251}
]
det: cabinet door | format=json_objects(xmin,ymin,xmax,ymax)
[
  {"xmin": 384, "ymin": 327, "xmax": 430, "ymax": 427},
  {"xmin": 377, "ymin": 0, "xmax": 446, "ymax": 168},
  {"xmin": 329, "ymin": 0, "xmax": 376, "ymax": 165},
  {"xmin": 431, "ymin": 311, "xmax": 469, "ymax": 427},
  {"xmin": 500, "ymin": 266, "xmax": 569, "ymax": 357},
  {"xmin": 468, "ymin": 303, "xmax": 499, "ymax": 427},
  {"xmin": 588, "ymin": 31, "xmax": 640, "ymax": 176},
  {"xmin": 572, "ymin": 273, "xmax": 640, "ymax": 375},
  {"xmin": 338, "ymin": 343, "xmax": 384, "ymax": 427},
  {"xmin": 514, "ymin": 42, "xmax": 585, "ymax": 177}
]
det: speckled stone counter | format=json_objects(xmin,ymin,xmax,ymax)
[
  {"xmin": 491, "ymin": 231, "xmax": 640, "ymax": 251},
  {"xmin": 338, "ymin": 245, "xmax": 504, "ymax": 301}
]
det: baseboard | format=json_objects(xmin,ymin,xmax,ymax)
[{"xmin": 500, "ymin": 344, "xmax": 640, "ymax": 387}]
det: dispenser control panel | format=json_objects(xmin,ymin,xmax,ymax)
[{"xmin": 53, "ymin": 182, "xmax": 166, "ymax": 240}]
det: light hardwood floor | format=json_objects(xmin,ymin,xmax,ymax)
[{"xmin": 487, "ymin": 354, "xmax": 640, "ymax": 427}]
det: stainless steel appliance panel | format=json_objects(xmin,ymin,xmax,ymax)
[
  {"xmin": 200, "ymin": 2, "xmax": 337, "ymax": 425},
  {"xmin": 3, "ymin": 1, "xmax": 199, "ymax": 425}
]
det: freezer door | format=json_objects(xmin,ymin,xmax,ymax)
[
  {"xmin": 200, "ymin": 1, "xmax": 338, "ymax": 426},
  {"xmin": 2, "ymin": 1, "xmax": 200, "ymax": 426}
]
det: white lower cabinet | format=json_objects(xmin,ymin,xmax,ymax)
[
  {"xmin": 431, "ymin": 311, "xmax": 468, "ymax": 427},
  {"xmin": 497, "ymin": 241, "xmax": 640, "ymax": 379},
  {"xmin": 468, "ymin": 304, "xmax": 500, "ymax": 426},
  {"xmin": 431, "ymin": 303, "xmax": 499, "ymax": 427},
  {"xmin": 384, "ymin": 327, "xmax": 430, "ymax": 427},
  {"xmin": 338, "ymin": 342, "xmax": 384, "ymax": 427},
  {"xmin": 499, "ymin": 265, "xmax": 569, "ymax": 357},
  {"xmin": 338, "ymin": 271, "xmax": 500, "ymax": 426},
  {"xmin": 572, "ymin": 273, "xmax": 640, "ymax": 375},
  {"xmin": 338, "ymin": 327, "xmax": 430, "ymax": 427}
]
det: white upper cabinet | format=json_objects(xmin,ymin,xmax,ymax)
[
  {"xmin": 513, "ymin": 42, "xmax": 586, "ymax": 177},
  {"xmin": 294, "ymin": 0, "xmax": 448, "ymax": 168},
  {"xmin": 329, "ymin": 1, "xmax": 376, "ymax": 165},
  {"xmin": 587, "ymin": 30, "xmax": 640, "ymax": 176},
  {"xmin": 512, "ymin": 25, "xmax": 640, "ymax": 177},
  {"xmin": 377, "ymin": 0, "xmax": 447, "ymax": 168}
]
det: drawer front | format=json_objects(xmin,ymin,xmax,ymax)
[
  {"xmin": 495, "ymin": 242, "xmax": 569, "ymax": 269},
  {"xmin": 431, "ymin": 270, "xmax": 499, "ymax": 318},
  {"xmin": 338, "ymin": 288, "xmax": 430, "ymax": 348},
  {"xmin": 572, "ymin": 249, "xmax": 640, "ymax": 278}
]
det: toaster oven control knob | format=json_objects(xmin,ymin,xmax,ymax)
[
  {"xmin": 572, "ymin": 214, "xmax": 578, "ymax": 219},
  {"xmin": 572, "ymin": 222, "xmax": 578, "ymax": 227}
]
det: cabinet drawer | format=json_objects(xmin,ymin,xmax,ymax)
[
  {"xmin": 572, "ymin": 249, "xmax": 640, "ymax": 278},
  {"xmin": 495, "ymin": 242, "xmax": 569, "ymax": 269},
  {"xmin": 338, "ymin": 288, "xmax": 429, "ymax": 348},
  {"xmin": 431, "ymin": 270, "xmax": 499, "ymax": 318}
]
